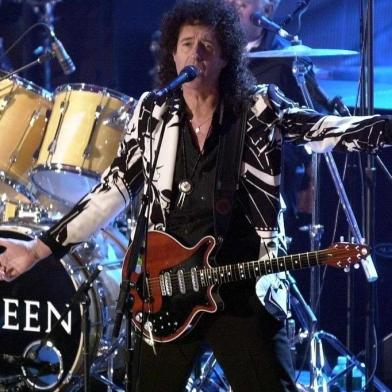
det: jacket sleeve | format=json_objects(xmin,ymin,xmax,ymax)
[
  {"xmin": 39, "ymin": 92, "xmax": 148, "ymax": 256},
  {"xmin": 264, "ymin": 84, "xmax": 392, "ymax": 154}
]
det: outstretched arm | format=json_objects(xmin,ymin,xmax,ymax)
[{"xmin": 259, "ymin": 83, "xmax": 392, "ymax": 153}]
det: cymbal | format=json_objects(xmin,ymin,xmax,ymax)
[{"xmin": 248, "ymin": 44, "xmax": 358, "ymax": 58}]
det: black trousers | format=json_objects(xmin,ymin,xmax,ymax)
[{"xmin": 131, "ymin": 300, "xmax": 298, "ymax": 392}]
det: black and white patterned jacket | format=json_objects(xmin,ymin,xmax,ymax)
[{"xmin": 42, "ymin": 84, "xmax": 391, "ymax": 319}]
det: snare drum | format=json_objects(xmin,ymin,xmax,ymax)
[
  {"xmin": 31, "ymin": 84, "xmax": 134, "ymax": 205},
  {"xmin": 0, "ymin": 76, "xmax": 52, "ymax": 203},
  {"xmin": 0, "ymin": 223, "xmax": 127, "ymax": 391}
]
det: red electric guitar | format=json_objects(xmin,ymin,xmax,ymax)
[{"xmin": 123, "ymin": 231, "xmax": 369, "ymax": 343}]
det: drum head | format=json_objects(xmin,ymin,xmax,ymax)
[
  {"xmin": 0, "ymin": 229, "xmax": 83, "ymax": 390},
  {"xmin": 0, "ymin": 224, "xmax": 127, "ymax": 390},
  {"xmin": 31, "ymin": 169, "xmax": 98, "ymax": 206}
]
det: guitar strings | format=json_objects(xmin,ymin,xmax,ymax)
[
  {"xmin": 144, "ymin": 247, "xmax": 358, "ymax": 285},
  {"xmin": 144, "ymin": 248, "xmax": 359, "ymax": 289},
  {"xmin": 142, "ymin": 248, "xmax": 361, "ymax": 290}
]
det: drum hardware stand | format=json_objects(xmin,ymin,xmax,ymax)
[
  {"xmin": 81, "ymin": 289, "xmax": 92, "ymax": 392},
  {"xmin": 186, "ymin": 349, "xmax": 231, "ymax": 392},
  {"xmin": 89, "ymin": 332, "xmax": 125, "ymax": 392},
  {"xmin": 290, "ymin": 43, "xmax": 378, "ymax": 391},
  {"xmin": 316, "ymin": 331, "xmax": 391, "ymax": 392},
  {"xmin": 92, "ymin": 373, "xmax": 124, "ymax": 392}
]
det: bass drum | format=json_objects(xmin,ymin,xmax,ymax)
[{"xmin": 0, "ymin": 223, "xmax": 128, "ymax": 391}]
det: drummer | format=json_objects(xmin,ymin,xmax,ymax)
[{"xmin": 227, "ymin": 0, "xmax": 336, "ymax": 111}]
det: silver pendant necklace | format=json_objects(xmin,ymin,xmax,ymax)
[
  {"xmin": 190, "ymin": 115, "xmax": 213, "ymax": 134},
  {"xmin": 177, "ymin": 123, "xmax": 210, "ymax": 209}
]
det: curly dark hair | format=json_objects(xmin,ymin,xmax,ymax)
[{"xmin": 158, "ymin": 0, "xmax": 255, "ymax": 112}]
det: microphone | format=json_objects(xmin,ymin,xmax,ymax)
[
  {"xmin": 250, "ymin": 12, "xmax": 292, "ymax": 39},
  {"xmin": 152, "ymin": 65, "xmax": 199, "ymax": 98},
  {"xmin": 50, "ymin": 31, "xmax": 76, "ymax": 75}
]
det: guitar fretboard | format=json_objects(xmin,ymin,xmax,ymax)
[
  {"xmin": 197, "ymin": 250, "xmax": 326, "ymax": 287},
  {"xmin": 156, "ymin": 249, "xmax": 332, "ymax": 296}
]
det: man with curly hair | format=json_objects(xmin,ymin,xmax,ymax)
[{"xmin": 1, "ymin": 0, "xmax": 391, "ymax": 391}]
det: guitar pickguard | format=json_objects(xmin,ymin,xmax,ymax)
[{"xmin": 133, "ymin": 239, "xmax": 218, "ymax": 341}]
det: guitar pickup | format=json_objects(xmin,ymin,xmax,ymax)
[
  {"xmin": 191, "ymin": 268, "xmax": 199, "ymax": 292},
  {"xmin": 159, "ymin": 274, "xmax": 167, "ymax": 296},
  {"xmin": 177, "ymin": 269, "xmax": 186, "ymax": 294},
  {"xmin": 163, "ymin": 272, "xmax": 173, "ymax": 296}
]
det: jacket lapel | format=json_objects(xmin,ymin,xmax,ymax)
[{"xmin": 145, "ymin": 96, "xmax": 182, "ymax": 222}]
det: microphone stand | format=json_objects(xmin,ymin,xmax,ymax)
[
  {"xmin": 112, "ymin": 195, "xmax": 148, "ymax": 392},
  {"xmin": 0, "ymin": 51, "xmax": 53, "ymax": 83},
  {"xmin": 281, "ymin": 0, "xmax": 310, "ymax": 29},
  {"xmin": 30, "ymin": 1, "xmax": 58, "ymax": 91},
  {"xmin": 112, "ymin": 94, "xmax": 174, "ymax": 392},
  {"xmin": 359, "ymin": 1, "xmax": 377, "ymax": 390}
]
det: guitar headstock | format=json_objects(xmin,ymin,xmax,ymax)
[{"xmin": 323, "ymin": 242, "xmax": 370, "ymax": 269}]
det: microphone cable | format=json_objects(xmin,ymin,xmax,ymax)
[{"xmin": 0, "ymin": 22, "xmax": 50, "ymax": 62}]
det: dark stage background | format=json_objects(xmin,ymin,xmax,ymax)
[{"xmin": 1, "ymin": 0, "xmax": 392, "ymax": 387}]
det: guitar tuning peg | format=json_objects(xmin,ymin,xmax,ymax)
[
  {"xmin": 340, "ymin": 236, "xmax": 345, "ymax": 242},
  {"xmin": 344, "ymin": 266, "xmax": 350, "ymax": 273},
  {"xmin": 354, "ymin": 263, "xmax": 360, "ymax": 269}
]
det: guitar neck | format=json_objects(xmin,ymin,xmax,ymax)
[{"xmin": 198, "ymin": 249, "xmax": 328, "ymax": 286}]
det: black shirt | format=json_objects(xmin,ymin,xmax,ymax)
[
  {"xmin": 165, "ymin": 111, "xmax": 261, "ymax": 316},
  {"xmin": 166, "ymin": 116, "xmax": 219, "ymax": 248}
]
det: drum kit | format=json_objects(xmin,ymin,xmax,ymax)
[{"xmin": 0, "ymin": 74, "xmax": 137, "ymax": 391}]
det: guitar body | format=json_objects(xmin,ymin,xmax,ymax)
[{"xmin": 129, "ymin": 231, "xmax": 218, "ymax": 343}]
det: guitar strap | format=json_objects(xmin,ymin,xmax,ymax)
[{"xmin": 213, "ymin": 99, "xmax": 250, "ymax": 247}]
